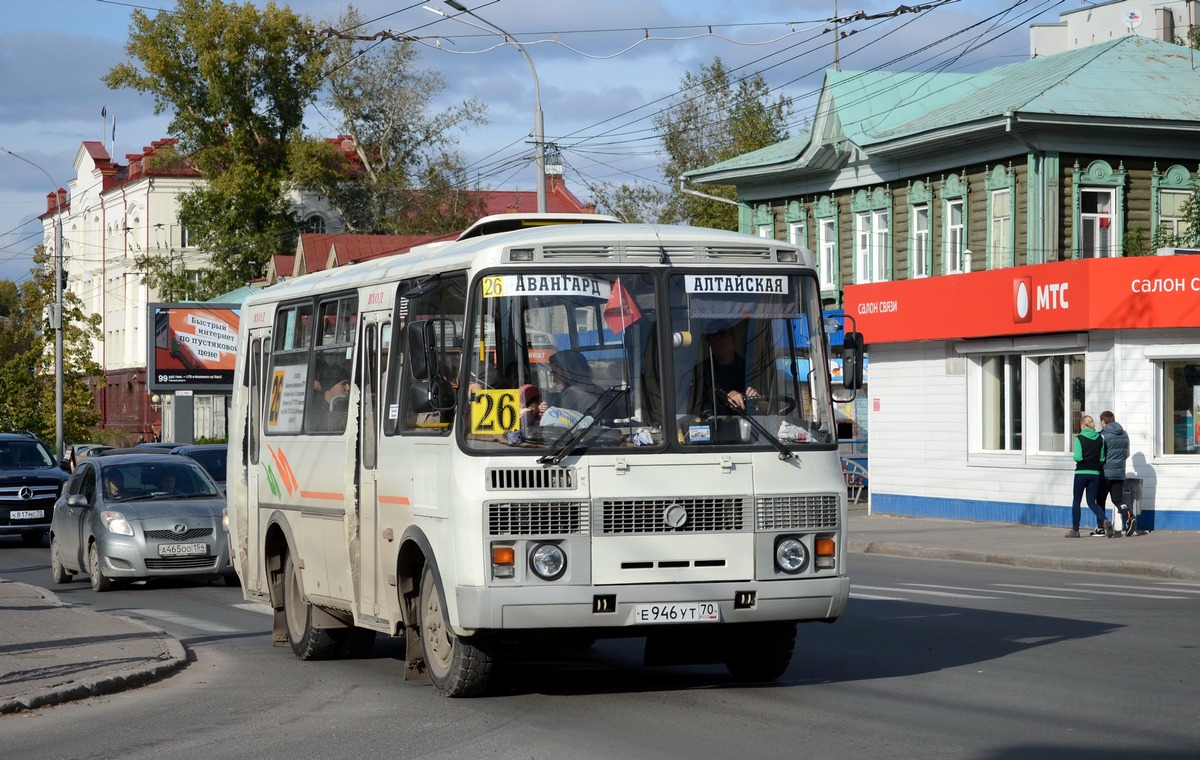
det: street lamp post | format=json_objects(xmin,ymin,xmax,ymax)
[
  {"xmin": 0, "ymin": 147, "xmax": 65, "ymax": 459},
  {"xmin": 440, "ymin": 1, "xmax": 546, "ymax": 213}
]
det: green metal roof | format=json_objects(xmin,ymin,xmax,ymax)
[{"xmin": 688, "ymin": 35, "xmax": 1200, "ymax": 179}]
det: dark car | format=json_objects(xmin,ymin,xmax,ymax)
[
  {"xmin": 170, "ymin": 444, "xmax": 228, "ymax": 492},
  {"xmin": 49, "ymin": 454, "xmax": 236, "ymax": 591},
  {"xmin": 0, "ymin": 432, "xmax": 70, "ymax": 546}
]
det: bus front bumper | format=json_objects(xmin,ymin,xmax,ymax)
[{"xmin": 454, "ymin": 575, "xmax": 850, "ymax": 632}]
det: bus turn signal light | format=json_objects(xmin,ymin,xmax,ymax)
[
  {"xmin": 492, "ymin": 545, "xmax": 515, "ymax": 578},
  {"xmin": 815, "ymin": 538, "xmax": 836, "ymax": 569}
]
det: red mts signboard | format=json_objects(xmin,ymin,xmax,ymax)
[{"xmin": 843, "ymin": 256, "xmax": 1200, "ymax": 344}]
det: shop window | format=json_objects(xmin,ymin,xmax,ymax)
[
  {"xmin": 979, "ymin": 354, "xmax": 1022, "ymax": 451},
  {"xmin": 1033, "ymin": 354, "xmax": 1085, "ymax": 453},
  {"xmin": 1162, "ymin": 360, "xmax": 1200, "ymax": 455}
]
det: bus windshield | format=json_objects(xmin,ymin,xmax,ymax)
[{"xmin": 460, "ymin": 269, "xmax": 836, "ymax": 452}]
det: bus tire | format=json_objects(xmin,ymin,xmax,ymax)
[
  {"xmin": 722, "ymin": 622, "xmax": 796, "ymax": 683},
  {"xmin": 283, "ymin": 553, "xmax": 340, "ymax": 660},
  {"xmin": 419, "ymin": 565, "xmax": 494, "ymax": 697}
]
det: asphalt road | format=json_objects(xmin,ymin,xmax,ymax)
[{"xmin": 2, "ymin": 541, "xmax": 1199, "ymax": 760}]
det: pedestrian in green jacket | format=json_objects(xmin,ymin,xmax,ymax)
[{"xmin": 1067, "ymin": 414, "xmax": 1111, "ymax": 537}]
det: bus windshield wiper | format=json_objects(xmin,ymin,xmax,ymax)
[
  {"xmin": 538, "ymin": 387, "xmax": 628, "ymax": 466},
  {"xmin": 719, "ymin": 395, "xmax": 795, "ymax": 461}
]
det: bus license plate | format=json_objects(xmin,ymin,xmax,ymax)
[
  {"xmin": 159, "ymin": 543, "xmax": 208, "ymax": 556},
  {"xmin": 633, "ymin": 602, "xmax": 720, "ymax": 624},
  {"xmin": 10, "ymin": 509, "xmax": 44, "ymax": 520}
]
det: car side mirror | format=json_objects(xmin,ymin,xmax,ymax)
[{"xmin": 66, "ymin": 493, "xmax": 89, "ymax": 508}]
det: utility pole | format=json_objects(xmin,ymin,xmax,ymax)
[{"xmin": 1, "ymin": 147, "xmax": 65, "ymax": 458}]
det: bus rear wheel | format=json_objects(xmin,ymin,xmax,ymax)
[
  {"xmin": 282, "ymin": 553, "xmax": 339, "ymax": 660},
  {"xmin": 418, "ymin": 565, "xmax": 494, "ymax": 697},
  {"xmin": 722, "ymin": 622, "xmax": 797, "ymax": 683}
]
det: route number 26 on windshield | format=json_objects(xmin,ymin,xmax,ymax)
[{"xmin": 470, "ymin": 389, "xmax": 519, "ymax": 434}]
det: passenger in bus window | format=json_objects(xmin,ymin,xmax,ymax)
[
  {"xmin": 519, "ymin": 384, "xmax": 542, "ymax": 430},
  {"xmin": 309, "ymin": 364, "xmax": 350, "ymax": 431},
  {"xmin": 544, "ymin": 349, "xmax": 601, "ymax": 416}
]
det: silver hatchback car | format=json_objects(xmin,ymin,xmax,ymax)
[{"xmin": 49, "ymin": 454, "xmax": 236, "ymax": 591}]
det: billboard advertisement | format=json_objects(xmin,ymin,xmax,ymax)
[{"xmin": 147, "ymin": 303, "xmax": 240, "ymax": 391}]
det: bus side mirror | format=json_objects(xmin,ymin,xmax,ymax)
[
  {"xmin": 842, "ymin": 332, "xmax": 865, "ymax": 390},
  {"xmin": 406, "ymin": 320, "xmax": 439, "ymax": 381}
]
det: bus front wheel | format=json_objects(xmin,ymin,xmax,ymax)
[
  {"xmin": 418, "ymin": 565, "xmax": 494, "ymax": 697},
  {"xmin": 722, "ymin": 622, "xmax": 797, "ymax": 682},
  {"xmin": 283, "ymin": 553, "xmax": 340, "ymax": 660}
]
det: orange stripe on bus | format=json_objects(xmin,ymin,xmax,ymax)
[
  {"xmin": 378, "ymin": 495, "xmax": 411, "ymax": 505},
  {"xmin": 299, "ymin": 491, "xmax": 345, "ymax": 501}
]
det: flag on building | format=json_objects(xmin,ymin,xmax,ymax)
[{"xmin": 101, "ymin": 105, "xmax": 106, "ymax": 119}]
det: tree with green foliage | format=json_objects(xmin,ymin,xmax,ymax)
[
  {"xmin": 593, "ymin": 57, "xmax": 792, "ymax": 229},
  {"xmin": 290, "ymin": 5, "xmax": 489, "ymax": 235},
  {"xmin": 0, "ymin": 247, "xmax": 102, "ymax": 446},
  {"xmin": 104, "ymin": 0, "xmax": 329, "ymax": 300}
]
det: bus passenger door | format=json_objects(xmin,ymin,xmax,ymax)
[
  {"xmin": 356, "ymin": 314, "xmax": 388, "ymax": 615},
  {"xmin": 242, "ymin": 332, "xmax": 269, "ymax": 592}
]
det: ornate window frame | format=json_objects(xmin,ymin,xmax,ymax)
[
  {"xmin": 1071, "ymin": 159, "xmax": 1126, "ymax": 258},
  {"xmin": 1151, "ymin": 163, "xmax": 1195, "ymax": 239},
  {"xmin": 907, "ymin": 180, "xmax": 932, "ymax": 278},
  {"xmin": 985, "ymin": 164, "xmax": 1016, "ymax": 269},
  {"xmin": 939, "ymin": 172, "xmax": 969, "ymax": 274},
  {"xmin": 850, "ymin": 187, "xmax": 892, "ymax": 283},
  {"xmin": 814, "ymin": 195, "xmax": 839, "ymax": 294}
]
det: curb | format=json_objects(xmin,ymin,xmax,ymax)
[
  {"xmin": 848, "ymin": 540, "xmax": 1200, "ymax": 581},
  {"xmin": 0, "ymin": 588, "xmax": 189, "ymax": 715}
]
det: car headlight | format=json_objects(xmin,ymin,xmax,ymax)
[
  {"xmin": 101, "ymin": 511, "xmax": 134, "ymax": 536},
  {"xmin": 775, "ymin": 537, "xmax": 808, "ymax": 574},
  {"xmin": 529, "ymin": 542, "xmax": 566, "ymax": 581}
]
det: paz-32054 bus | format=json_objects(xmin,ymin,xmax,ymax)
[{"xmin": 227, "ymin": 215, "xmax": 863, "ymax": 696}]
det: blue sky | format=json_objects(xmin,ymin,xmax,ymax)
[{"xmin": 0, "ymin": 0, "xmax": 1069, "ymax": 283}]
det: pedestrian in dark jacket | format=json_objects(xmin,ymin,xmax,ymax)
[
  {"xmin": 1068, "ymin": 414, "xmax": 1111, "ymax": 538},
  {"xmin": 1098, "ymin": 410, "xmax": 1133, "ymax": 534}
]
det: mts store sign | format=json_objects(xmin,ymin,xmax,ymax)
[{"xmin": 843, "ymin": 256, "xmax": 1200, "ymax": 344}]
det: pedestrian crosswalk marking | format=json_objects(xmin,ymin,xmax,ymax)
[{"xmin": 233, "ymin": 602, "xmax": 273, "ymax": 615}]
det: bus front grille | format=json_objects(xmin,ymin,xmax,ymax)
[
  {"xmin": 597, "ymin": 497, "xmax": 747, "ymax": 534},
  {"xmin": 486, "ymin": 467, "xmax": 576, "ymax": 490},
  {"xmin": 755, "ymin": 494, "xmax": 840, "ymax": 530},
  {"xmin": 488, "ymin": 501, "xmax": 589, "ymax": 536}
]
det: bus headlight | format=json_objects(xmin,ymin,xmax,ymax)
[
  {"xmin": 529, "ymin": 543, "xmax": 566, "ymax": 581},
  {"xmin": 775, "ymin": 537, "xmax": 807, "ymax": 574}
]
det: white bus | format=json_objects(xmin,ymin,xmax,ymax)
[{"xmin": 227, "ymin": 214, "xmax": 863, "ymax": 696}]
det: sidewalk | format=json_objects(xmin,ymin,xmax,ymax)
[{"xmin": 1, "ymin": 510, "xmax": 1197, "ymax": 713}]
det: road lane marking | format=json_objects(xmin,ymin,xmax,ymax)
[
  {"xmin": 994, "ymin": 584, "xmax": 1188, "ymax": 600},
  {"xmin": 850, "ymin": 592, "xmax": 907, "ymax": 601},
  {"xmin": 233, "ymin": 602, "xmax": 273, "ymax": 615},
  {"xmin": 852, "ymin": 584, "xmax": 998, "ymax": 599},
  {"xmin": 127, "ymin": 608, "xmax": 239, "ymax": 633},
  {"xmin": 1070, "ymin": 582, "xmax": 1200, "ymax": 595},
  {"xmin": 902, "ymin": 583, "xmax": 1083, "ymax": 600}
]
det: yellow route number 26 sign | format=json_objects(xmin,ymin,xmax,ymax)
[{"xmin": 470, "ymin": 389, "xmax": 520, "ymax": 434}]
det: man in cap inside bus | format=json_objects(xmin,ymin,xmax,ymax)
[
  {"xmin": 546, "ymin": 349, "xmax": 601, "ymax": 414},
  {"xmin": 699, "ymin": 319, "xmax": 758, "ymax": 413}
]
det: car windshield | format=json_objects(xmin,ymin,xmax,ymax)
[
  {"xmin": 0, "ymin": 440, "xmax": 55, "ymax": 468},
  {"xmin": 102, "ymin": 462, "xmax": 221, "ymax": 502}
]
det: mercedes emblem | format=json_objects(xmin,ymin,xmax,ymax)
[{"xmin": 18, "ymin": 487, "xmax": 33, "ymax": 501}]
